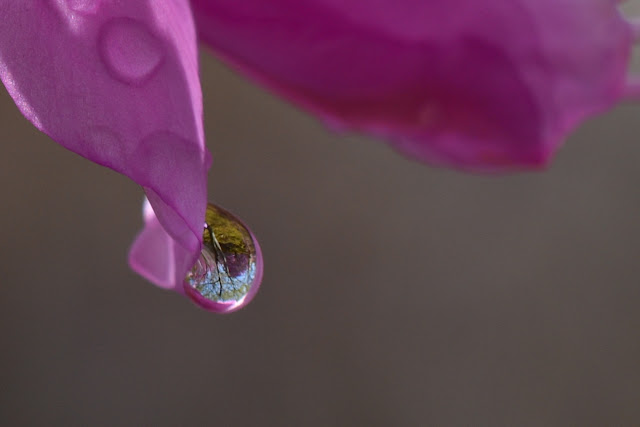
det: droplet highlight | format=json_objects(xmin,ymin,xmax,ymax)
[
  {"xmin": 185, "ymin": 203, "xmax": 262, "ymax": 313},
  {"xmin": 66, "ymin": 0, "xmax": 100, "ymax": 14},
  {"xmin": 99, "ymin": 18, "xmax": 164, "ymax": 85}
]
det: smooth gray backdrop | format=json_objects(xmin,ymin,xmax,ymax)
[{"xmin": 1, "ymin": 44, "xmax": 640, "ymax": 425}]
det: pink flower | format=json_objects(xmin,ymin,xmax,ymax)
[{"xmin": 0, "ymin": 0, "xmax": 635, "ymax": 311}]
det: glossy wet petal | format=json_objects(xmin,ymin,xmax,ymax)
[
  {"xmin": 191, "ymin": 0, "xmax": 633, "ymax": 171},
  {"xmin": 0, "ymin": 1, "xmax": 209, "ymax": 288}
]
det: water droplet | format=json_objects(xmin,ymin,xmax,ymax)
[
  {"xmin": 99, "ymin": 18, "xmax": 164, "ymax": 85},
  {"xmin": 185, "ymin": 203, "xmax": 262, "ymax": 313}
]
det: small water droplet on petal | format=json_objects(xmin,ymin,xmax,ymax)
[
  {"xmin": 185, "ymin": 203, "xmax": 262, "ymax": 313},
  {"xmin": 99, "ymin": 18, "xmax": 164, "ymax": 85}
]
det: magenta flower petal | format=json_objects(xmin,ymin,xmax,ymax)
[
  {"xmin": 0, "ymin": 1, "xmax": 209, "ymax": 288},
  {"xmin": 191, "ymin": 0, "xmax": 633, "ymax": 171},
  {"xmin": 129, "ymin": 199, "xmax": 194, "ymax": 293}
]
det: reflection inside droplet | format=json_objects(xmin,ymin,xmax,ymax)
[{"xmin": 184, "ymin": 203, "xmax": 260, "ymax": 312}]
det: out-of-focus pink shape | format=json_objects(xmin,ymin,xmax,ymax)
[{"xmin": 191, "ymin": 0, "xmax": 634, "ymax": 171}]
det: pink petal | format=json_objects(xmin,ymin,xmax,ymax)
[
  {"xmin": 0, "ymin": 1, "xmax": 209, "ymax": 289},
  {"xmin": 129, "ymin": 199, "xmax": 194, "ymax": 292},
  {"xmin": 191, "ymin": 0, "xmax": 633, "ymax": 171}
]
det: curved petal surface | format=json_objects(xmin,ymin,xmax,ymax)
[
  {"xmin": 191, "ymin": 0, "xmax": 632, "ymax": 171},
  {"xmin": 0, "ymin": 0, "xmax": 209, "ymax": 290},
  {"xmin": 129, "ymin": 199, "xmax": 194, "ymax": 292}
]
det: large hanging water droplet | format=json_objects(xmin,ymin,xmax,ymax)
[{"xmin": 184, "ymin": 203, "xmax": 262, "ymax": 313}]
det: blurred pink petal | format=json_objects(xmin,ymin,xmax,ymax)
[
  {"xmin": 191, "ymin": 0, "xmax": 634, "ymax": 171},
  {"xmin": 0, "ymin": 1, "xmax": 209, "ymax": 291}
]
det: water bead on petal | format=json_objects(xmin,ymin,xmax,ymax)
[
  {"xmin": 98, "ymin": 17, "xmax": 165, "ymax": 85},
  {"xmin": 184, "ymin": 203, "xmax": 263, "ymax": 313}
]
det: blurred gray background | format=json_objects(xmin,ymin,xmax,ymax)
[{"xmin": 2, "ymin": 31, "xmax": 640, "ymax": 426}]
